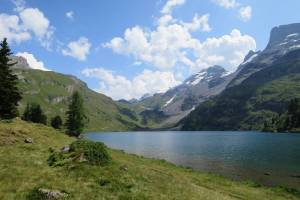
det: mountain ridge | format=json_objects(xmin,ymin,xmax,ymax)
[
  {"xmin": 12, "ymin": 64, "xmax": 143, "ymax": 131},
  {"xmin": 181, "ymin": 23, "xmax": 300, "ymax": 131}
]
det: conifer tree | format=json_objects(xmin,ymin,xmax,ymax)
[
  {"xmin": 0, "ymin": 38, "xmax": 22, "ymax": 119},
  {"xmin": 22, "ymin": 103, "xmax": 47, "ymax": 125},
  {"xmin": 65, "ymin": 91, "xmax": 87, "ymax": 137}
]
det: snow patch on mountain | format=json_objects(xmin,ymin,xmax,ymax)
[
  {"xmin": 163, "ymin": 95, "xmax": 176, "ymax": 107},
  {"xmin": 241, "ymin": 53, "xmax": 258, "ymax": 65},
  {"xmin": 190, "ymin": 72, "xmax": 206, "ymax": 85},
  {"xmin": 286, "ymin": 33, "xmax": 299, "ymax": 38},
  {"xmin": 289, "ymin": 44, "xmax": 300, "ymax": 50}
]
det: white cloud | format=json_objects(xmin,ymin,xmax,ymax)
[
  {"xmin": 158, "ymin": 14, "xmax": 175, "ymax": 26},
  {"xmin": 161, "ymin": 0, "xmax": 186, "ymax": 14},
  {"xmin": 0, "ymin": 4, "xmax": 54, "ymax": 48},
  {"xmin": 82, "ymin": 68, "xmax": 180, "ymax": 100},
  {"xmin": 211, "ymin": 0, "xmax": 252, "ymax": 22},
  {"xmin": 239, "ymin": 6, "xmax": 252, "ymax": 22},
  {"xmin": 104, "ymin": 14, "xmax": 211, "ymax": 70},
  {"xmin": 105, "ymin": 14, "xmax": 255, "ymax": 73},
  {"xmin": 16, "ymin": 52, "xmax": 50, "ymax": 71},
  {"xmin": 66, "ymin": 11, "xmax": 74, "ymax": 20},
  {"xmin": 211, "ymin": 0, "xmax": 239, "ymax": 9},
  {"xmin": 62, "ymin": 37, "xmax": 91, "ymax": 61},
  {"xmin": 20, "ymin": 8, "xmax": 52, "ymax": 37},
  {"xmin": 12, "ymin": 0, "xmax": 26, "ymax": 12},
  {"xmin": 0, "ymin": 13, "xmax": 31, "ymax": 43},
  {"xmin": 181, "ymin": 14, "xmax": 211, "ymax": 32},
  {"xmin": 193, "ymin": 29, "xmax": 256, "ymax": 72}
]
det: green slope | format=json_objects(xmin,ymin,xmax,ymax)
[
  {"xmin": 15, "ymin": 69, "xmax": 142, "ymax": 131},
  {"xmin": 0, "ymin": 119, "xmax": 299, "ymax": 199},
  {"xmin": 182, "ymin": 49, "xmax": 300, "ymax": 131}
]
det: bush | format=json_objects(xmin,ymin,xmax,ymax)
[
  {"xmin": 48, "ymin": 140, "xmax": 111, "ymax": 167},
  {"xmin": 47, "ymin": 151, "xmax": 71, "ymax": 167},
  {"xmin": 51, "ymin": 116, "xmax": 63, "ymax": 129},
  {"xmin": 70, "ymin": 140, "xmax": 111, "ymax": 166}
]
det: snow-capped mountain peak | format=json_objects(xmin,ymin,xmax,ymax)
[{"xmin": 184, "ymin": 65, "xmax": 227, "ymax": 86}]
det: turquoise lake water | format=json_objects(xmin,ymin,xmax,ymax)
[{"xmin": 85, "ymin": 131, "xmax": 300, "ymax": 189}]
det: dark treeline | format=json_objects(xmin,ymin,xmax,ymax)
[{"xmin": 263, "ymin": 98, "xmax": 300, "ymax": 132}]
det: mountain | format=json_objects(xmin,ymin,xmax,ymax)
[
  {"xmin": 182, "ymin": 23, "xmax": 300, "ymax": 131},
  {"xmin": 12, "ymin": 61, "xmax": 142, "ymax": 131},
  {"xmin": 127, "ymin": 65, "xmax": 234, "ymax": 128},
  {"xmin": 230, "ymin": 23, "xmax": 300, "ymax": 87},
  {"xmin": 10, "ymin": 56, "xmax": 31, "ymax": 69}
]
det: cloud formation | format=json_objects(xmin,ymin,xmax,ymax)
[
  {"xmin": 161, "ymin": 0, "xmax": 186, "ymax": 14},
  {"xmin": 211, "ymin": 0, "xmax": 252, "ymax": 22},
  {"xmin": 66, "ymin": 11, "xmax": 74, "ymax": 20},
  {"xmin": 16, "ymin": 52, "xmax": 50, "ymax": 71},
  {"xmin": 239, "ymin": 6, "xmax": 252, "ymax": 22},
  {"xmin": 0, "ymin": 2, "xmax": 54, "ymax": 48},
  {"xmin": 100, "ymin": 0, "xmax": 256, "ymax": 99},
  {"xmin": 82, "ymin": 68, "xmax": 180, "ymax": 100},
  {"xmin": 62, "ymin": 37, "xmax": 91, "ymax": 61},
  {"xmin": 105, "ymin": 17, "xmax": 255, "ymax": 73},
  {"xmin": 211, "ymin": 0, "xmax": 239, "ymax": 9},
  {"xmin": 194, "ymin": 29, "xmax": 256, "ymax": 72}
]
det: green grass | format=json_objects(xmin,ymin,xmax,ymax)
[{"xmin": 0, "ymin": 120, "xmax": 299, "ymax": 199}]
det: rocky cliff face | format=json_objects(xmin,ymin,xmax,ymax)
[
  {"xmin": 230, "ymin": 23, "xmax": 300, "ymax": 87},
  {"xmin": 161, "ymin": 65, "xmax": 233, "ymax": 116},
  {"xmin": 10, "ymin": 56, "xmax": 30, "ymax": 69}
]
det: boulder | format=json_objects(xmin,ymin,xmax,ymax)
[
  {"xmin": 37, "ymin": 188, "xmax": 68, "ymax": 199},
  {"xmin": 24, "ymin": 138, "xmax": 34, "ymax": 144},
  {"xmin": 60, "ymin": 146, "xmax": 70, "ymax": 153}
]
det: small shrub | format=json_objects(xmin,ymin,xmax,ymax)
[
  {"xmin": 70, "ymin": 140, "xmax": 111, "ymax": 166},
  {"xmin": 97, "ymin": 179, "xmax": 110, "ymax": 187},
  {"xmin": 48, "ymin": 140, "xmax": 111, "ymax": 167},
  {"xmin": 47, "ymin": 151, "xmax": 71, "ymax": 167},
  {"xmin": 51, "ymin": 116, "xmax": 63, "ymax": 129}
]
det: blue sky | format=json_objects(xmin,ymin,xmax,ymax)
[{"xmin": 1, "ymin": 0, "xmax": 300, "ymax": 100}]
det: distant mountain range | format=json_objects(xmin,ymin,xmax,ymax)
[
  {"xmin": 123, "ymin": 65, "xmax": 234, "ymax": 128},
  {"xmin": 181, "ymin": 23, "xmax": 300, "ymax": 131}
]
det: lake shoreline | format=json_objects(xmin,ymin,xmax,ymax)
[{"xmin": 86, "ymin": 131, "xmax": 300, "ymax": 189}]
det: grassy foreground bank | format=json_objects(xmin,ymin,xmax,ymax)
[{"xmin": 0, "ymin": 120, "xmax": 299, "ymax": 200}]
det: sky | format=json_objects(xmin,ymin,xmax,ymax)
[{"xmin": 1, "ymin": 0, "xmax": 300, "ymax": 100}]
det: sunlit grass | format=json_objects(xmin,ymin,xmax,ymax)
[{"xmin": 0, "ymin": 119, "xmax": 299, "ymax": 199}]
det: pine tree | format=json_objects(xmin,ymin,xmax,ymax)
[
  {"xmin": 0, "ymin": 38, "xmax": 22, "ymax": 119},
  {"xmin": 51, "ymin": 115, "xmax": 63, "ymax": 129},
  {"xmin": 22, "ymin": 103, "xmax": 47, "ymax": 125},
  {"xmin": 65, "ymin": 91, "xmax": 87, "ymax": 137}
]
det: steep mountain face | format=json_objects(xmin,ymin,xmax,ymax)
[
  {"xmin": 162, "ymin": 65, "xmax": 233, "ymax": 115},
  {"xmin": 182, "ymin": 23, "xmax": 300, "ymax": 131},
  {"xmin": 12, "ymin": 62, "xmax": 142, "ymax": 131},
  {"xmin": 230, "ymin": 23, "xmax": 300, "ymax": 87},
  {"xmin": 10, "ymin": 56, "xmax": 30, "ymax": 69},
  {"xmin": 129, "ymin": 65, "xmax": 234, "ymax": 128}
]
